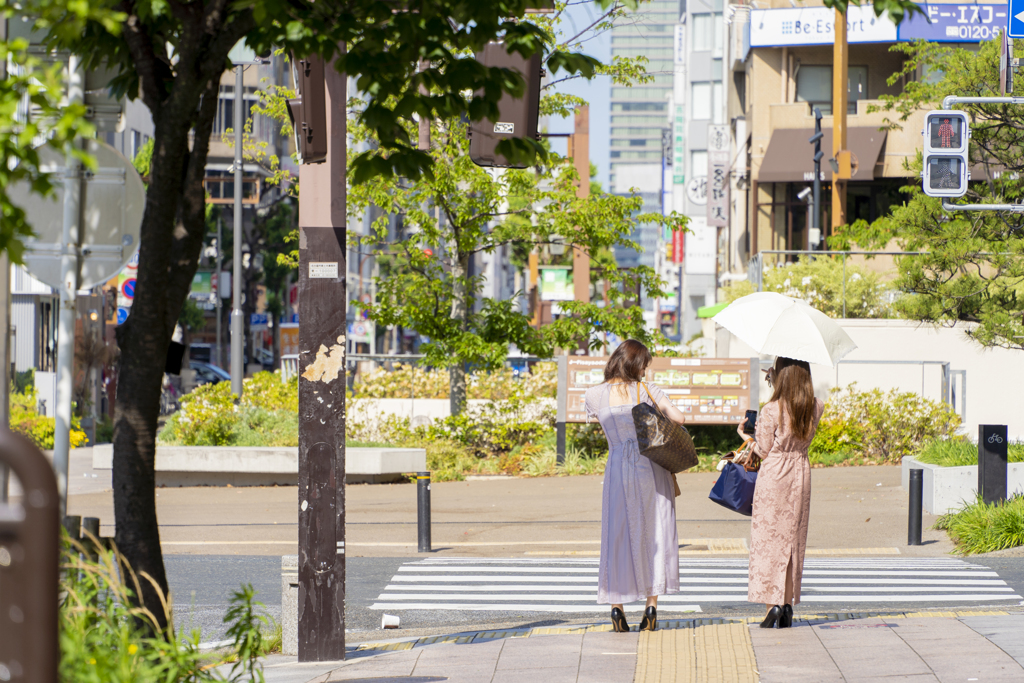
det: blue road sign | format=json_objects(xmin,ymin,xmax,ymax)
[
  {"xmin": 1010, "ymin": 0, "xmax": 1024, "ymax": 38},
  {"xmin": 117, "ymin": 307, "xmax": 130, "ymax": 325}
]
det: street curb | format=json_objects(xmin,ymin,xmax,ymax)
[{"xmin": 346, "ymin": 608, "xmax": 1015, "ymax": 654}]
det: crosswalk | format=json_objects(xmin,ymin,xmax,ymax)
[{"xmin": 369, "ymin": 557, "xmax": 1023, "ymax": 614}]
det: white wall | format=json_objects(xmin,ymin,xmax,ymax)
[{"xmin": 712, "ymin": 318, "xmax": 1024, "ymax": 441}]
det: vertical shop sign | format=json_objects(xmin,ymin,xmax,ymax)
[{"xmin": 707, "ymin": 124, "xmax": 730, "ymax": 227}]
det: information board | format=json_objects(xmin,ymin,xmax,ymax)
[{"xmin": 560, "ymin": 356, "xmax": 759, "ymax": 425}]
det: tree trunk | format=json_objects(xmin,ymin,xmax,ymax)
[
  {"xmin": 449, "ymin": 252, "xmax": 470, "ymax": 416},
  {"xmin": 111, "ymin": 64, "xmax": 229, "ymax": 629}
]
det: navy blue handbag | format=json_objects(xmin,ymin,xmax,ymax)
[{"xmin": 708, "ymin": 442, "xmax": 760, "ymax": 516}]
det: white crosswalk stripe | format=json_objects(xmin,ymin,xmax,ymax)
[{"xmin": 369, "ymin": 557, "xmax": 1023, "ymax": 613}]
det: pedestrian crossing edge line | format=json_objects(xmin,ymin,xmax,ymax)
[{"xmin": 348, "ymin": 609, "xmax": 1015, "ymax": 654}]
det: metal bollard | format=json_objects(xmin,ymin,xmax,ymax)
[
  {"xmin": 416, "ymin": 472, "xmax": 431, "ymax": 553},
  {"xmin": 908, "ymin": 469, "xmax": 923, "ymax": 546}
]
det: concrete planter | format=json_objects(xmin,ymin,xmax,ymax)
[
  {"xmin": 901, "ymin": 456, "xmax": 1024, "ymax": 515},
  {"xmin": 92, "ymin": 445, "xmax": 426, "ymax": 487}
]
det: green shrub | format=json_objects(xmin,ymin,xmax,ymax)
[
  {"xmin": 936, "ymin": 495, "xmax": 1024, "ymax": 555},
  {"xmin": 159, "ymin": 371, "xmax": 299, "ymax": 446},
  {"xmin": 95, "ymin": 415, "xmax": 114, "ymax": 444},
  {"xmin": 807, "ymin": 384, "xmax": 960, "ymax": 464},
  {"xmin": 567, "ymin": 423, "xmax": 607, "ymax": 458},
  {"xmin": 722, "ymin": 256, "xmax": 895, "ymax": 318},
  {"xmin": 10, "ymin": 384, "xmax": 88, "ymax": 449},
  {"xmin": 354, "ymin": 362, "xmax": 558, "ymax": 399},
  {"xmin": 916, "ymin": 438, "xmax": 1024, "ymax": 467}
]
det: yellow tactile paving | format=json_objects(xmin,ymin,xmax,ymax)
[{"xmin": 634, "ymin": 623, "xmax": 759, "ymax": 683}]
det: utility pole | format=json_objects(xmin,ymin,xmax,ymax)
[
  {"xmin": 296, "ymin": 53, "xmax": 347, "ymax": 662},
  {"xmin": 231, "ymin": 65, "xmax": 245, "ymax": 397},
  {"xmin": 832, "ymin": 8, "xmax": 850, "ymax": 230},
  {"xmin": 53, "ymin": 54, "xmax": 84, "ymax": 518},
  {"xmin": 0, "ymin": 18, "xmax": 9, "ymax": 503},
  {"xmin": 568, "ymin": 106, "xmax": 590, "ymax": 349}
]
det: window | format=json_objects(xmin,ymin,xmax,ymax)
[
  {"xmin": 612, "ymin": 102, "xmax": 667, "ymax": 112},
  {"xmin": 712, "ymin": 59, "xmax": 723, "ymax": 81},
  {"xmin": 691, "ymin": 81, "xmax": 723, "ymax": 121},
  {"xmin": 691, "ymin": 82, "xmax": 711, "ymax": 120},
  {"xmin": 691, "ymin": 150, "xmax": 708, "ymax": 176},
  {"xmin": 795, "ymin": 65, "xmax": 868, "ymax": 115},
  {"xmin": 795, "ymin": 66, "xmax": 831, "ymax": 114},
  {"xmin": 213, "ymin": 85, "xmax": 257, "ymax": 135},
  {"xmin": 692, "ymin": 13, "xmax": 723, "ymax": 52}
]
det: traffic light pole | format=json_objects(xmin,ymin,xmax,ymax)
[{"xmin": 938, "ymin": 94, "xmax": 1024, "ymax": 213}]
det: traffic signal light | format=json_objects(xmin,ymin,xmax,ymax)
[
  {"xmin": 468, "ymin": 43, "xmax": 543, "ymax": 168},
  {"xmin": 286, "ymin": 55, "xmax": 327, "ymax": 165},
  {"xmin": 922, "ymin": 110, "xmax": 969, "ymax": 198}
]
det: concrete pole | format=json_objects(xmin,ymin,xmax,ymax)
[
  {"xmin": 231, "ymin": 65, "xmax": 245, "ymax": 397},
  {"xmin": 569, "ymin": 106, "xmax": 590, "ymax": 306},
  {"xmin": 832, "ymin": 8, "xmax": 849, "ymax": 230},
  {"xmin": 54, "ymin": 54, "xmax": 84, "ymax": 518},
  {"xmin": 0, "ymin": 18, "xmax": 9, "ymax": 503},
  {"xmin": 0, "ymin": 255, "xmax": 10, "ymax": 503},
  {"xmin": 296, "ymin": 52, "xmax": 347, "ymax": 662}
]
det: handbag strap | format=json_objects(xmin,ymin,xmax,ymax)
[{"xmin": 639, "ymin": 381, "xmax": 665, "ymax": 418}]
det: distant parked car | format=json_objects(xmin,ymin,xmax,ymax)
[
  {"xmin": 189, "ymin": 343, "xmax": 213, "ymax": 364},
  {"xmin": 190, "ymin": 361, "xmax": 231, "ymax": 386}
]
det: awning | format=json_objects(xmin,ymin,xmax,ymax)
[
  {"xmin": 758, "ymin": 127, "xmax": 887, "ymax": 183},
  {"xmin": 697, "ymin": 302, "xmax": 729, "ymax": 318}
]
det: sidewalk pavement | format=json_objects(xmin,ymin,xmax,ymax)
[{"xmin": 250, "ymin": 610, "xmax": 1024, "ymax": 683}]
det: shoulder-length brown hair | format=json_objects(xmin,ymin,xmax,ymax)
[
  {"xmin": 769, "ymin": 357, "xmax": 816, "ymax": 440},
  {"xmin": 604, "ymin": 339, "xmax": 652, "ymax": 383}
]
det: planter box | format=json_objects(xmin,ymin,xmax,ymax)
[
  {"xmin": 901, "ymin": 456, "xmax": 1024, "ymax": 515},
  {"xmin": 92, "ymin": 445, "xmax": 426, "ymax": 487}
]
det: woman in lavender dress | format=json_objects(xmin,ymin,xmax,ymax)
[{"xmin": 584, "ymin": 339, "xmax": 688, "ymax": 632}]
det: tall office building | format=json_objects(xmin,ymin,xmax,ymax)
[{"xmin": 609, "ymin": 0, "xmax": 683, "ymax": 199}]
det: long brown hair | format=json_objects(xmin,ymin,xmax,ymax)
[
  {"xmin": 769, "ymin": 357, "xmax": 815, "ymax": 440},
  {"xmin": 604, "ymin": 339, "xmax": 652, "ymax": 383}
]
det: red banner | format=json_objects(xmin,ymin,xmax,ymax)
[{"xmin": 672, "ymin": 228, "xmax": 684, "ymax": 264}]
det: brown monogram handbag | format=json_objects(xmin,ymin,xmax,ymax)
[{"xmin": 631, "ymin": 382, "xmax": 699, "ymax": 474}]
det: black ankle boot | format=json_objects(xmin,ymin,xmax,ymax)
[
  {"xmin": 760, "ymin": 605, "xmax": 782, "ymax": 629},
  {"xmin": 639, "ymin": 606, "xmax": 658, "ymax": 631}
]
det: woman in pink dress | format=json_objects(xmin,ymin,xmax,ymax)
[
  {"xmin": 741, "ymin": 356, "xmax": 824, "ymax": 629},
  {"xmin": 584, "ymin": 339, "xmax": 688, "ymax": 633}
]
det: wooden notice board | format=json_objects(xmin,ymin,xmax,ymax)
[{"xmin": 558, "ymin": 356, "xmax": 759, "ymax": 426}]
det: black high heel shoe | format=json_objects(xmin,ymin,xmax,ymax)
[
  {"xmin": 779, "ymin": 604, "xmax": 793, "ymax": 628},
  {"xmin": 760, "ymin": 605, "xmax": 782, "ymax": 629},
  {"xmin": 611, "ymin": 607, "xmax": 630, "ymax": 632},
  {"xmin": 639, "ymin": 606, "xmax": 658, "ymax": 632}
]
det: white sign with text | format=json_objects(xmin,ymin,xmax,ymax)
[{"xmin": 750, "ymin": 6, "xmax": 897, "ymax": 47}]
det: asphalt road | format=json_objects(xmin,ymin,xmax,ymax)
[{"xmin": 167, "ymin": 554, "xmax": 1024, "ymax": 644}]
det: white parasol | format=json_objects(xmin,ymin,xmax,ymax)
[{"xmin": 712, "ymin": 291, "xmax": 857, "ymax": 367}]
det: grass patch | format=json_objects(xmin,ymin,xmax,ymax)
[
  {"xmin": 916, "ymin": 438, "xmax": 1024, "ymax": 467},
  {"xmin": 935, "ymin": 495, "xmax": 1024, "ymax": 555}
]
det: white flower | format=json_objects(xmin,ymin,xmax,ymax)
[{"xmin": 802, "ymin": 276, "xmax": 812, "ymax": 286}]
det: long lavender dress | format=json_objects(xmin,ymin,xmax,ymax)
[{"xmin": 585, "ymin": 381, "xmax": 680, "ymax": 605}]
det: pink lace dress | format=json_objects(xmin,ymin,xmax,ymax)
[
  {"xmin": 747, "ymin": 398, "xmax": 824, "ymax": 605},
  {"xmin": 585, "ymin": 381, "xmax": 680, "ymax": 605}
]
